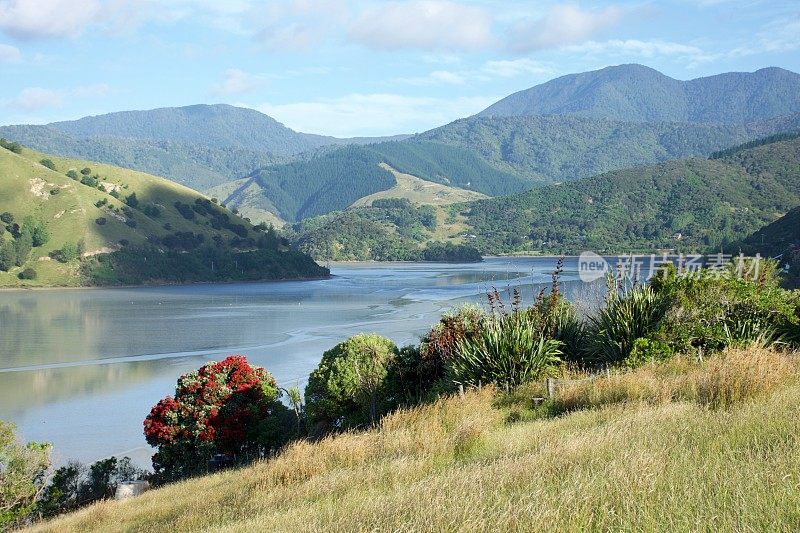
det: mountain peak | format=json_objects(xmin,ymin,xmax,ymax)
[{"xmin": 478, "ymin": 65, "xmax": 800, "ymax": 124}]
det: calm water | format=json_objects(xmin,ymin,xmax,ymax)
[{"xmin": 0, "ymin": 257, "xmax": 591, "ymax": 467}]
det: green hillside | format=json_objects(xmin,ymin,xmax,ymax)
[
  {"xmin": 420, "ymin": 113, "xmax": 800, "ymax": 183},
  {"xmin": 0, "ymin": 125, "xmax": 283, "ymax": 192},
  {"xmin": 734, "ymin": 207, "xmax": 800, "ymax": 287},
  {"xmin": 289, "ymin": 198, "xmax": 479, "ymax": 261},
  {"xmin": 290, "ymin": 134, "xmax": 800, "ymax": 259},
  {"xmin": 0, "ymin": 105, "xmax": 408, "ymax": 193},
  {"xmin": 461, "ymin": 135, "xmax": 800, "ymax": 255},
  {"xmin": 479, "ymin": 64, "xmax": 800, "ymax": 123},
  {"xmin": 226, "ymin": 141, "xmax": 528, "ymax": 222},
  {"xmin": 0, "ymin": 142, "xmax": 326, "ymax": 287}
]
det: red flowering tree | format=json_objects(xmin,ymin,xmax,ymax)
[{"xmin": 144, "ymin": 355, "xmax": 291, "ymax": 481}]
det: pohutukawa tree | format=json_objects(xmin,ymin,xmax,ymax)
[{"xmin": 144, "ymin": 355, "xmax": 291, "ymax": 481}]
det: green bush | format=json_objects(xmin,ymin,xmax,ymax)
[
  {"xmin": 305, "ymin": 334, "xmax": 398, "ymax": 434},
  {"xmin": 66, "ymin": 170, "xmax": 79, "ymax": 180},
  {"xmin": 0, "ymin": 421, "xmax": 51, "ymax": 529},
  {"xmin": 622, "ymin": 338, "xmax": 674, "ymax": 368},
  {"xmin": 37, "ymin": 456, "xmax": 147, "ymax": 519},
  {"xmin": 451, "ymin": 312, "xmax": 562, "ymax": 387},
  {"xmin": 651, "ymin": 262, "xmax": 800, "ymax": 353},
  {"xmin": 40, "ymin": 158, "xmax": 56, "ymax": 171},
  {"xmin": 587, "ymin": 283, "xmax": 669, "ymax": 365},
  {"xmin": 17, "ymin": 268, "xmax": 37, "ymax": 280}
]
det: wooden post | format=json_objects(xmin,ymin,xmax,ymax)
[
  {"xmin": 546, "ymin": 377, "xmax": 555, "ymax": 399},
  {"xmin": 459, "ymin": 384, "xmax": 464, "ymax": 399},
  {"xmin": 478, "ymin": 380, "xmax": 482, "ymax": 392},
  {"xmin": 505, "ymin": 382, "xmax": 510, "ymax": 394}
]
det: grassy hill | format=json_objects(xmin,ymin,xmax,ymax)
[
  {"xmin": 31, "ymin": 348, "xmax": 800, "ymax": 531},
  {"xmin": 350, "ymin": 164, "xmax": 488, "ymax": 208},
  {"xmin": 479, "ymin": 64, "xmax": 800, "ymax": 123},
  {"xmin": 0, "ymin": 143, "xmax": 326, "ymax": 287},
  {"xmin": 224, "ymin": 141, "xmax": 527, "ymax": 223},
  {"xmin": 289, "ymin": 198, "xmax": 478, "ymax": 261}
]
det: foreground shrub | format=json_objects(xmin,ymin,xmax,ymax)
[
  {"xmin": 554, "ymin": 347, "xmax": 797, "ymax": 412},
  {"xmin": 0, "ymin": 421, "xmax": 51, "ymax": 529},
  {"xmin": 452, "ymin": 311, "xmax": 562, "ymax": 388},
  {"xmin": 144, "ymin": 355, "xmax": 291, "ymax": 482},
  {"xmin": 651, "ymin": 262, "xmax": 800, "ymax": 353},
  {"xmin": 587, "ymin": 283, "xmax": 668, "ymax": 365},
  {"xmin": 393, "ymin": 305, "xmax": 486, "ymax": 399},
  {"xmin": 305, "ymin": 334, "xmax": 398, "ymax": 434}
]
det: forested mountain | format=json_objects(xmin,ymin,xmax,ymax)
[
  {"xmin": 289, "ymin": 134, "xmax": 800, "ymax": 259},
  {"xmin": 419, "ymin": 113, "xmax": 800, "ymax": 182},
  {"xmin": 0, "ymin": 141, "xmax": 326, "ymax": 287},
  {"xmin": 46, "ymin": 104, "xmax": 382, "ymax": 152},
  {"xmin": 227, "ymin": 141, "xmax": 528, "ymax": 222},
  {"xmin": 0, "ymin": 105, "xmax": 406, "ymax": 192},
  {"xmin": 0, "ymin": 124, "xmax": 283, "ymax": 191},
  {"xmin": 733, "ymin": 206, "xmax": 800, "ymax": 288},
  {"xmin": 461, "ymin": 135, "xmax": 800, "ymax": 254},
  {"xmin": 478, "ymin": 64, "xmax": 800, "ymax": 123}
]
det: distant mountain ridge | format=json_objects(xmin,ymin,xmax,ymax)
[
  {"xmin": 0, "ymin": 105, "xmax": 408, "ymax": 192},
  {"xmin": 479, "ymin": 64, "xmax": 800, "ymax": 124},
  {"xmin": 46, "ymin": 104, "xmax": 406, "ymax": 153}
]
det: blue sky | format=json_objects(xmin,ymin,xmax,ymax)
[{"xmin": 0, "ymin": 0, "xmax": 798, "ymax": 137}]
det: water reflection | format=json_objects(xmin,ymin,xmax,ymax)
[{"xmin": 0, "ymin": 257, "xmax": 585, "ymax": 465}]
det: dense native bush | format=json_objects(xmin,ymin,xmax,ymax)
[
  {"xmin": 17, "ymin": 268, "xmax": 36, "ymax": 280},
  {"xmin": 305, "ymin": 334, "xmax": 398, "ymax": 435},
  {"xmin": 0, "ymin": 421, "xmax": 51, "ymax": 530},
  {"xmin": 36, "ymin": 456, "xmax": 147, "ymax": 519},
  {"xmin": 144, "ymin": 356, "xmax": 291, "ymax": 482},
  {"xmin": 649, "ymin": 262, "xmax": 800, "ymax": 353}
]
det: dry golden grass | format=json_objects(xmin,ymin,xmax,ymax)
[
  {"xmin": 31, "ymin": 348, "xmax": 800, "ymax": 532},
  {"xmin": 555, "ymin": 347, "xmax": 798, "ymax": 411}
]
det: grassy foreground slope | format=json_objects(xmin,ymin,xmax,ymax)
[
  {"xmin": 34, "ymin": 348, "xmax": 800, "ymax": 532},
  {"xmin": 0, "ymin": 144, "xmax": 325, "ymax": 287}
]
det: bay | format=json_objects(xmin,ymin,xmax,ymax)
[{"xmin": 0, "ymin": 257, "xmax": 595, "ymax": 467}]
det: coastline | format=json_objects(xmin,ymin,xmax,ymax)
[{"xmin": 0, "ymin": 274, "xmax": 333, "ymax": 292}]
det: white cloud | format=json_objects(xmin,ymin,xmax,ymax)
[
  {"xmin": 0, "ymin": 0, "xmax": 104, "ymax": 39},
  {"xmin": 254, "ymin": 93, "xmax": 497, "ymax": 137},
  {"xmin": 348, "ymin": 1, "xmax": 493, "ymax": 51},
  {"xmin": 3, "ymin": 83, "xmax": 111, "ymax": 113},
  {"xmin": 508, "ymin": 4, "xmax": 622, "ymax": 53},
  {"xmin": 481, "ymin": 58, "xmax": 551, "ymax": 78},
  {"xmin": 399, "ymin": 70, "xmax": 465, "ymax": 86},
  {"xmin": 212, "ymin": 68, "xmax": 266, "ymax": 96},
  {"xmin": 4, "ymin": 87, "xmax": 63, "ymax": 111},
  {"xmin": 0, "ymin": 42, "xmax": 20, "ymax": 61},
  {"xmin": 568, "ymin": 39, "xmax": 703, "ymax": 57}
]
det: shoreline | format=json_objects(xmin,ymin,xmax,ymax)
[{"xmin": 0, "ymin": 274, "xmax": 333, "ymax": 292}]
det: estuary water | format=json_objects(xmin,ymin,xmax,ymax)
[{"xmin": 0, "ymin": 257, "xmax": 593, "ymax": 467}]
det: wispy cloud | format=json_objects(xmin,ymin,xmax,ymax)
[
  {"xmin": 4, "ymin": 87, "xmax": 63, "ymax": 111},
  {"xmin": 3, "ymin": 83, "xmax": 111, "ymax": 113},
  {"xmin": 212, "ymin": 68, "xmax": 267, "ymax": 96},
  {"xmin": 254, "ymin": 93, "xmax": 498, "ymax": 137},
  {"xmin": 507, "ymin": 4, "xmax": 622, "ymax": 53},
  {"xmin": 0, "ymin": 42, "xmax": 20, "ymax": 61},
  {"xmin": 347, "ymin": 1, "xmax": 493, "ymax": 51}
]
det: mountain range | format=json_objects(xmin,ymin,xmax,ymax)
[
  {"xmin": 291, "ymin": 133, "xmax": 800, "ymax": 261},
  {"xmin": 3, "ymin": 64, "xmax": 800, "ymax": 228},
  {"xmin": 478, "ymin": 64, "xmax": 800, "ymax": 123}
]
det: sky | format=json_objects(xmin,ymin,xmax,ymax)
[{"xmin": 0, "ymin": 0, "xmax": 798, "ymax": 137}]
